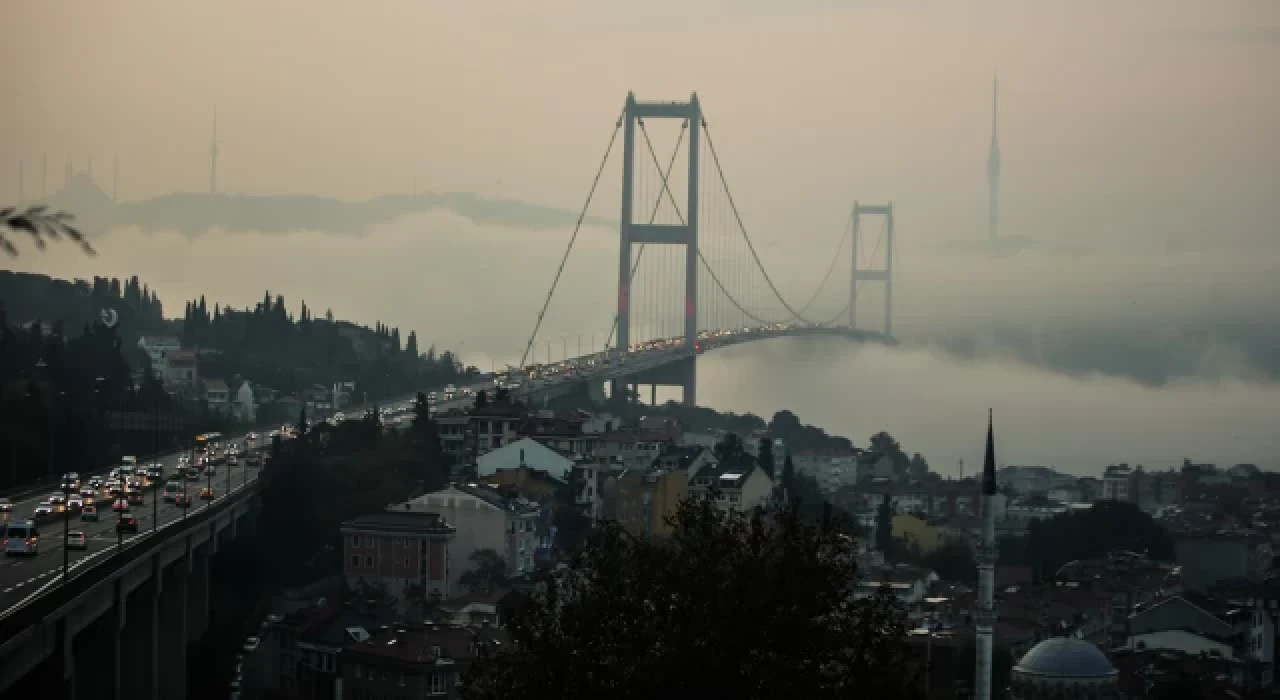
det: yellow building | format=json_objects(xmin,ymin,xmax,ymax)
[
  {"xmin": 891, "ymin": 513, "xmax": 943, "ymax": 555},
  {"xmin": 605, "ymin": 468, "xmax": 688, "ymax": 539}
]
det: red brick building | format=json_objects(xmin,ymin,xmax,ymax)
[{"xmin": 341, "ymin": 512, "xmax": 455, "ymax": 600}]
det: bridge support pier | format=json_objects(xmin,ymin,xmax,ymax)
[
  {"xmin": 120, "ymin": 576, "xmax": 159, "ymax": 700},
  {"xmin": 158, "ymin": 561, "xmax": 188, "ymax": 698},
  {"xmin": 682, "ymin": 356, "xmax": 697, "ymax": 406},
  {"xmin": 73, "ymin": 590, "xmax": 121, "ymax": 700},
  {"xmin": 187, "ymin": 544, "xmax": 211, "ymax": 641}
]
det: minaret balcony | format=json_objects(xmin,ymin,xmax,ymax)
[
  {"xmin": 975, "ymin": 543, "xmax": 998, "ymax": 564},
  {"xmin": 973, "ymin": 609, "xmax": 999, "ymax": 627}
]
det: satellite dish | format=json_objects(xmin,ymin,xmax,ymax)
[{"xmin": 100, "ymin": 308, "xmax": 118, "ymax": 328}]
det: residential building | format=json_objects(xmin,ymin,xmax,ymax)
[
  {"xmin": 595, "ymin": 430, "xmax": 675, "ymax": 469},
  {"xmin": 601, "ymin": 466, "xmax": 690, "ymax": 539},
  {"xmin": 891, "ymin": 513, "xmax": 944, "ymax": 555},
  {"xmin": 390, "ymin": 484, "xmax": 540, "ymax": 592},
  {"xmin": 341, "ymin": 623, "xmax": 502, "ymax": 700},
  {"xmin": 137, "ymin": 335, "xmax": 181, "ymax": 378},
  {"xmin": 205, "ymin": 378, "xmax": 231, "ymax": 413},
  {"xmin": 1101, "ymin": 465, "xmax": 1133, "ymax": 501},
  {"xmin": 162, "ymin": 349, "xmax": 198, "ymax": 391},
  {"xmin": 437, "ymin": 402, "xmax": 526, "ymax": 464},
  {"xmin": 687, "ymin": 457, "xmax": 773, "ymax": 513},
  {"xmin": 341, "ymin": 511, "xmax": 455, "ymax": 602},
  {"xmin": 518, "ymin": 412, "xmax": 599, "ymax": 456}
]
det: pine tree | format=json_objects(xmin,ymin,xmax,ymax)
[
  {"xmin": 758, "ymin": 436, "xmax": 775, "ymax": 480},
  {"xmin": 875, "ymin": 494, "xmax": 894, "ymax": 554},
  {"xmin": 405, "ymin": 331, "xmax": 419, "ymax": 359}
]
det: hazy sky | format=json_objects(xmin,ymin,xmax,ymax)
[
  {"xmin": 4, "ymin": 1, "xmax": 1278, "ymax": 471},
  {"xmin": 3, "ymin": 0, "xmax": 1278, "ymax": 246}
]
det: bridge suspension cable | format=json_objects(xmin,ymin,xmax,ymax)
[
  {"xmin": 518, "ymin": 107, "xmax": 625, "ymax": 369},
  {"xmin": 632, "ymin": 120, "xmax": 802, "ymax": 328},
  {"xmin": 634, "ymin": 115, "xmax": 853, "ymax": 328},
  {"xmin": 701, "ymin": 118, "xmax": 842, "ymax": 325}
]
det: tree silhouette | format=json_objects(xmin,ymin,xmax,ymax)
[
  {"xmin": 758, "ymin": 436, "xmax": 775, "ymax": 479},
  {"xmin": 458, "ymin": 548, "xmax": 508, "ymax": 592},
  {"xmin": 1, "ymin": 207, "xmax": 94, "ymax": 256},
  {"xmin": 474, "ymin": 390, "xmax": 489, "ymax": 409},
  {"xmin": 463, "ymin": 496, "xmax": 919, "ymax": 698},
  {"xmin": 875, "ymin": 494, "xmax": 894, "ymax": 554}
]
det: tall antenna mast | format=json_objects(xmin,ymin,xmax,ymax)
[
  {"xmin": 987, "ymin": 74, "xmax": 1001, "ymax": 242},
  {"xmin": 210, "ymin": 106, "xmax": 219, "ymax": 194}
]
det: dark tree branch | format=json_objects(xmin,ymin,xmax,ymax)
[{"xmin": 1, "ymin": 206, "xmax": 95, "ymax": 256}]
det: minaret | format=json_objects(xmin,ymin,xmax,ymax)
[
  {"xmin": 987, "ymin": 75, "xmax": 1001, "ymax": 242},
  {"xmin": 210, "ymin": 107, "xmax": 219, "ymax": 195},
  {"xmin": 974, "ymin": 409, "xmax": 999, "ymax": 700}
]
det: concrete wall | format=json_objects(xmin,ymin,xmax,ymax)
[{"xmin": 0, "ymin": 491, "xmax": 257, "ymax": 699}]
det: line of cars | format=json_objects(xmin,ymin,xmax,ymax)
[{"xmin": 3, "ymin": 460, "xmax": 163, "ymax": 557}]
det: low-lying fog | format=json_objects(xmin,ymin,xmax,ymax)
[{"xmin": 14, "ymin": 211, "xmax": 1280, "ymax": 473}]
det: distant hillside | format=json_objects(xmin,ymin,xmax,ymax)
[{"xmin": 26, "ymin": 175, "xmax": 610, "ymax": 237}]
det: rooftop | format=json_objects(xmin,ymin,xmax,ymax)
[{"xmin": 341, "ymin": 511, "xmax": 455, "ymax": 536}]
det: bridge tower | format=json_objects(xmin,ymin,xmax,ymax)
[
  {"xmin": 849, "ymin": 201, "xmax": 894, "ymax": 337},
  {"xmin": 615, "ymin": 92, "xmax": 701, "ymax": 405}
]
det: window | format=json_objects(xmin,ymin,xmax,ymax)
[
  {"xmin": 350, "ymin": 555, "xmax": 360, "ymax": 568},
  {"xmin": 365, "ymin": 555, "xmax": 374, "ymax": 567},
  {"xmin": 429, "ymin": 671, "xmax": 449, "ymax": 695},
  {"xmin": 402, "ymin": 557, "xmax": 410, "ymax": 568},
  {"xmin": 351, "ymin": 534, "xmax": 360, "ymax": 547}
]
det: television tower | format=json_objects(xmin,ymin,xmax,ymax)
[
  {"xmin": 973, "ymin": 410, "xmax": 999, "ymax": 700},
  {"xmin": 987, "ymin": 75, "xmax": 1001, "ymax": 242},
  {"xmin": 210, "ymin": 107, "xmax": 219, "ymax": 194}
]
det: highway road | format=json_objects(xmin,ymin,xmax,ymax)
[
  {"xmin": 0, "ymin": 444, "xmax": 265, "ymax": 610},
  {"xmin": 0, "ymin": 345, "xmax": 702, "ymax": 614}
]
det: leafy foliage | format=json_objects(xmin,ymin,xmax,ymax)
[
  {"xmin": 459, "ymin": 548, "xmax": 508, "ymax": 593},
  {"xmin": 0, "ymin": 305, "xmax": 223, "ymax": 490},
  {"xmin": 0, "ymin": 206, "xmax": 94, "ymax": 257},
  {"xmin": 179, "ymin": 292, "xmax": 468, "ymax": 399},
  {"xmin": 1025, "ymin": 500, "xmax": 1175, "ymax": 581},
  {"xmin": 463, "ymin": 496, "xmax": 921, "ymax": 699}
]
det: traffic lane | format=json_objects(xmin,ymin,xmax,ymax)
[
  {"xmin": 1, "ymin": 436, "xmax": 241, "ymax": 517},
  {"xmin": 0, "ymin": 469, "xmax": 262, "ymax": 607}
]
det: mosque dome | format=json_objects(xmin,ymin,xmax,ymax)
[
  {"xmin": 1009, "ymin": 637, "xmax": 1121, "ymax": 700},
  {"xmin": 1015, "ymin": 638, "xmax": 1117, "ymax": 678}
]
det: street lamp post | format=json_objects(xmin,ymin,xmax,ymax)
[
  {"xmin": 152, "ymin": 389, "xmax": 160, "ymax": 533},
  {"xmin": 61, "ymin": 481, "xmax": 73, "ymax": 582},
  {"xmin": 182, "ymin": 439, "xmax": 191, "ymax": 521}
]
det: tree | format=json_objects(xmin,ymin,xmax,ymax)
[
  {"xmin": 459, "ymin": 548, "xmax": 508, "ymax": 592},
  {"xmin": 908, "ymin": 453, "xmax": 929, "ymax": 479},
  {"xmin": 758, "ymin": 436, "xmax": 775, "ymax": 479},
  {"xmin": 474, "ymin": 390, "xmax": 488, "ymax": 409},
  {"xmin": 780, "ymin": 452, "xmax": 796, "ymax": 494},
  {"xmin": 463, "ymin": 495, "xmax": 918, "ymax": 699},
  {"xmin": 875, "ymin": 493, "xmax": 894, "ymax": 554},
  {"xmin": 1, "ymin": 207, "xmax": 94, "ymax": 256}
]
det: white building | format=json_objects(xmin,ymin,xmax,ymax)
[
  {"xmin": 687, "ymin": 459, "xmax": 774, "ymax": 514},
  {"xmin": 389, "ymin": 484, "xmax": 540, "ymax": 592},
  {"xmin": 137, "ymin": 335, "xmax": 181, "ymax": 378},
  {"xmin": 476, "ymin": 438, "xmax": 575, "ymax": 481},
  {"xmin": 234, "ymin": 381, "xmax": 256, "ymax": 423}
]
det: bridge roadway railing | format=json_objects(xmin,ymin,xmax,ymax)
[
  {"xmin": 522, "ymin": 325, "xmax": 887, "ymax": 396},
  {"xmin": 0, "ymin": 470, "xmax": 262, "ymax": 642}
]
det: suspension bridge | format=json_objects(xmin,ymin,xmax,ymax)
[{"xmin": 514, "ymin": 92, "xmax": 898, "ymax": 407}]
